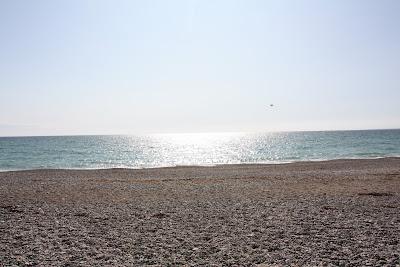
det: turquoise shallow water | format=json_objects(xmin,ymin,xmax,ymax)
[{"xmin": 0, "ymin": 129, "xmax": 399, "ymax": 171}]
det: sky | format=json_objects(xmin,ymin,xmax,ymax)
[{"xmin": 0, "ymin": 0, "xmax": 399, "ymax": 136}]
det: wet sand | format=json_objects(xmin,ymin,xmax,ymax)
[{"xmin": 1, "ymin": 158, "xmax": 400, "ymax": 266}]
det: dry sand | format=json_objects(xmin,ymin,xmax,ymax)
[{"xmin": 1, "ymin": 158, "xmax": 400, "ymax": 266}]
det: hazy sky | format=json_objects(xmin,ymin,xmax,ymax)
[{"xmin": 0, "ymin": 0, "xmax": 399, "ymax": 136}]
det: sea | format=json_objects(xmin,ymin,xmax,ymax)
[{"xmin": 0, "ymin": 129, "xmax": 399, "ymax": 171}]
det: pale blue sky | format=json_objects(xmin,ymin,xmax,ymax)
[{"xmin": 0, "ymin": 0, "xmax": 399, "ymax": 136}]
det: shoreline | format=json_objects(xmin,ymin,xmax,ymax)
[
  {"xmin": 1, "ymin": 157, "xmax": 399, "ymax": 265},
  {"xmin": 1, "ymin": 156, "xmax": 400, "ymax": 173}
]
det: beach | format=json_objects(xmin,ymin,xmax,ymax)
[{"xmin": 1, "ymin": 158, "xmax": 399, "ymax": 266}]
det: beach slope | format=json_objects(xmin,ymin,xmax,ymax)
[{"xmin": 1, "ymin": 158, "xmax": 400, "ymax": 266}]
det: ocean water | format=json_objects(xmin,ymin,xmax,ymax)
[{"xmin": 0, "ymin": 129, "xmax": 399, "ymax": 171}]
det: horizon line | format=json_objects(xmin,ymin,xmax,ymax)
[{"xmin": 0, "ymin": 127, "xmax": 399, "ymax": 138}]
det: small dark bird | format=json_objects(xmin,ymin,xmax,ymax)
[{"xmin": 269, "ymin": 104, "xmax": 274, "ymax": 107}]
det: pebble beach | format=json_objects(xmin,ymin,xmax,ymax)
[{"xmin": 1, "ymin": 158, "xmax": 400, "ymax": 266}]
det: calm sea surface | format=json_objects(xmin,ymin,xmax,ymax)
[{"xmin": 0, "ymin": 129, "xmax": 399, "ymax": 171}]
